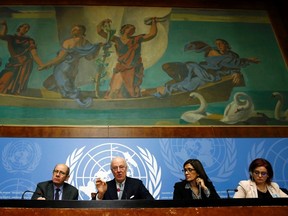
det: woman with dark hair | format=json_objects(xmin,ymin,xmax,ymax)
[
  {"xmin": 234, "ymin": 158, "xmax": 288, "ymax": 198},
  {"xmin": 173, "ymin": 159, "xmax": 220, "ymax": 200}
]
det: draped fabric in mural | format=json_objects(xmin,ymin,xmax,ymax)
[
  {"xmin": 0, "ymin": 6, "xmax": 288, "ymax": 126},
  {"xmin": 0, "ymin": 137, "xmax": 287, "ymax": 199}
]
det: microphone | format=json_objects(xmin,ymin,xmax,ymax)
[
  {"xmin": 226, "ymin": 189, "xmax": 238, "ymax": 199},
  {"xmin": 21, "ymin": 190, "xmax": 44, "ymax": 200}
]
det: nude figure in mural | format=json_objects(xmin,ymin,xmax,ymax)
[
  {"xmin": 154, "ymin": 39, "xmax": 260, "ymax": 98},
  {"xmin": 38, "ymin": 24, "xmax": 103, "ymax": 107},
  {"xmin": 0, "ymin": 20, "xmax": 44, "ymax": 95},
  {"xmin": 97, "ymin": 18, "xmax": 158, "ymax": 99}
]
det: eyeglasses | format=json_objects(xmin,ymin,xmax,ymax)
[
  {"xmin": 111, "ymin": 166, "xmax": 126, "ymax": 171},
  {"xmin": 182, "ymin": 168, "xmax": 196, "ymax": 173},
  {"xmin": 253, "ymin": 171, "xmax": 268, "ymax": 177},
  {"xmin": 53, "ymin": 170, "xmax": 67, "ymax": 176}
]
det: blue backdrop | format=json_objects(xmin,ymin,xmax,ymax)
[{"xmin": 0, "ymin": 137, "xmax": 287, "ymax": 200}]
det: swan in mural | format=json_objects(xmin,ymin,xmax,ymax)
[
  {"xmin": 272, "ymin": 92, "xmax": 288, "ymax": 121},
  {"xmin": 221, "ymin": 92, "xmax": 255, "ymax": 124},
  {"xmin": 180, "ymin": 92, "xmax": 208, "ymax": 123}
]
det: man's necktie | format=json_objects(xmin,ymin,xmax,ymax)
[
  {"xmin": 117, "ymin": 183, "xmax": 123, "ymax": 200},
  {"xmin": 55, "ymin": 188, "xmax": 60, "ymax": 200}
]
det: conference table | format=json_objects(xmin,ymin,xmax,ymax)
[{"xmin": 0, "ymin": 198, "xmax": 287, "ymax": 216}]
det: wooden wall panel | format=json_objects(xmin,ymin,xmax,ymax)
[
  {"xmin": 1, "ymin": 126, "xmax": 288, "ymax": 138},
  {"xmin": 1, "ymin": 206, "xmax": 287, "ymax": 216}
]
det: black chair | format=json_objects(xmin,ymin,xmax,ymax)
[{"xmin": 280, "ymin": 188, "xmax": 288, "ymax": 195}]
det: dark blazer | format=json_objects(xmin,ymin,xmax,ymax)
[
  {"xmin": 102, "ymin": 177, "xmax": 154, "ymax": 200},
  {"xmin": 173, "ymin": 180, "xmax": 220, "ymax": 200},
  {"xmin": 31, "ymin": 180, "xmax": 78, "ymax": 200}
]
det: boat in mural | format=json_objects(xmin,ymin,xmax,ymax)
[{"xmin": 0, "ymin": 74, "xmax": 243, "ymax": 110}]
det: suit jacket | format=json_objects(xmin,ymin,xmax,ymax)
[
  {"xmin": 102, "ymin": 177, "xmax": 154, "ymax": 200},
  {"xmin": 31, "ymin": 180, "xmax": 78, "ymax": 200},
  {"xmin": 173, "ymin": 180, "xmax": 220, "ymax": 200},
  {"xmin": 234, "ymin": 180, "xmax": 288, "ymax": 198}
]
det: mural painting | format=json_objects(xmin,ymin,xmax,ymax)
[{"xmin": 0, "ymin": 6, "xmax": 287, "ymax": 126}]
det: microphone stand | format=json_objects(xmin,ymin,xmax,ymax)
[
  {"xmin": 21, "ymin": 190, "xmax": 44, "ymax": 200},
  {"xmin": 226, "ymin": 189, "xmax": 238, "ymax": 199},
  {"xmin": 21, "ymin": 190, "xmax": 34, "ymax": 199}
]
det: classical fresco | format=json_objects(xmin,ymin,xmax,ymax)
[{"xmin": 0, "ymin": 6, "xmax": 287, "ymax": 126}]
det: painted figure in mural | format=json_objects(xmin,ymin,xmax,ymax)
[
  {"xmin": 94, "ymin": 156, "xmax": 154, "ymax": 200},
  {"xmin": 173, "ymin": 159, "xmax": 220, "ymax": 200},
  {"xmin": 233, "ymin": 158, "xmax": 288, "ymax": 198},
  {"xmin": 0, "ymin": 20, "xmax": 44, "ymax": 95},
  {"xmin": 97, "ymin": 18, "xmax": 158, "ymax": 99},
  {"xmin": 38, "ymin": 24, "xmax": 102, "ymax": 107},
  {"xmin": 154, "ymin": 39, "xmax": 260, "ymax": 98},
  {"xmin": 31, "ymin": 163, "xmax": 79, "ymax": 200}
]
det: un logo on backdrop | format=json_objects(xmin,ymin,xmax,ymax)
[
  {"xmin": 248, "ymin": 138, "xmax": 288, "ymax": 188},
  {"xmin": 160, "ymin": 138, "xmax": 236, "ymax": 182},
  {"xmin": 1, "ymin": 140, "xmax": 41, "ymax": 199},
  {"xmin": 66, "ymin": 142, "xmax": 162, "ymax": 200},
  {"xmin": 265, "ymin": 138, "xmax": 288, "ymax": 188},
  {"xmin": 2, "ymin": 140, "xmax": 41, "ymax": 173}
]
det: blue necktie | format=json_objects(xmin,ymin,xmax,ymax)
[{"xmin": 55, "ymin": 188, "xmax": 60, "ymax": 200}]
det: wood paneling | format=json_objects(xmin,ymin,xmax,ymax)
[
  {"xmin": 1, "ymin": 206, "xmax": 287, "ymax": 216},
  {"xmin": 1, "ymin": 126, "xmax": 288, "ymax": 138}
]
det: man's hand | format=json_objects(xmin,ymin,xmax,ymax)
[
  {"xmin": 95, "ymin": 178, "xmax": 107, "ymax": 200},
  {"xmin": 36, "ymin": 197, "xmax": 46, "ymax": 200}
]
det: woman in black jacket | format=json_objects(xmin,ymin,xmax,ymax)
[{"xmin": 173, "ymin": 159, "xmax": 220, "ymax": 200}]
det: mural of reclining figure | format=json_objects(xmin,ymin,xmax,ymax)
[{"xmin": 154, "ymin": 39, "xmax": 260, "ymax": 98}]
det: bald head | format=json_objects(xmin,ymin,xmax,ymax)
[
  {"xmin": 52, "ymin": 164, "xmax": 70, "ymax": 187},
  {"xmin": 54, "ymin": 164, "xmax": 70, "ymax": 176}
]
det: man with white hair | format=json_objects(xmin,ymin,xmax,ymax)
[{"xmin": 95, "ymin": 157, "xmax": 154, "ymax": 200}]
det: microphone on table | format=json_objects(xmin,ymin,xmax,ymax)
[
  {"xmin": 21, "ymin": 190, "xmax": 44, "ymax": 200},
  {"xmin": 226, "ymin": 189, "xmax": 238, "ymax": 199}
]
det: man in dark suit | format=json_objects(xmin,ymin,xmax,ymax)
[
  {"xmin": 95, "ymin": 157, "xmax": 154, "ymax": 200},
  {"xmin": 31, "ymin": 164, "xmax": 78, "ymax": 200}
]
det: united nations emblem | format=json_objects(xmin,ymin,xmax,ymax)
[
  {"xmin": 248, "ymin": 138, "xmax": 288, "ymax": 188},
  {"xmin": 2, "ymin": 140, "xmax": 41, "ymax": 173},
  {"xmin": 66, "ymin": 142, "xmax": 162, "ymax": 200},
  {"xmin": 160, "ymin": 138, "xmax": 237, "ymax": 182}
]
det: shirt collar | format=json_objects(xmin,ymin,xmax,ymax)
[{"xmin": 54, "ymin": 185, "xmax": 63, "ymax": 191}]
